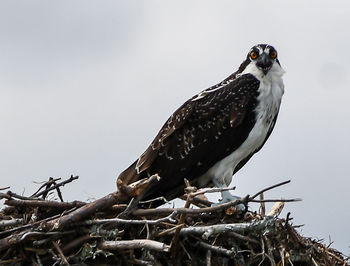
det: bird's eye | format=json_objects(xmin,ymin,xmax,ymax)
[
  {"xmin": 250, "ymin": 51, "xmax": 258, "ymax": 60},
  {"xmin": 270, "ymin": 50, "xmax": 277, "ymax": 59}
]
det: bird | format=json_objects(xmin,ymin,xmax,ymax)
[{"xmin": 117, "ymin": 44, "xmax": 285, "ymax": 207}]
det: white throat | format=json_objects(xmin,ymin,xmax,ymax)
[{"xmin": 197, "ymin": 61, "xmax": 285, "ymax": 189}]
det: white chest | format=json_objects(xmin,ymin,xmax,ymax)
[{"xmin": 198, "ymin": 68, "xmax": 285, "ymax": 187}]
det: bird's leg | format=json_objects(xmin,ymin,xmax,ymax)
[{"xmin": 212, "ymin": 180, "xmax": 246, "ymax": 211}]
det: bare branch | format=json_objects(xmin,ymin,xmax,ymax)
[
  {"xmin": 175, "ymin": 217, "xmax": 275, "ymax": 239},
  {"xmin": 5, "ymin": 191, "xmax": 36, "ymax": 200},
  {"xmin": 45, "ymin": 174, "xmax": 161, "ymax": 231},
  {"xmin": 99, "ymin": 240, "xmax": 170, "ymax": 253},
  {"xmin": 5, "ymin": 199, "xmax": 86, "ymax": 209},
  {"xmin": 196, "ymin": 240, "xmax": 235, "ymax": 257},
  {"xmin": 0, "ymin": 192, "xmax": 12, "ymax": 200},
  {"xmin": 33, "ymin": 175, "xmax": 79, "ymax": 198},
  {"xmin": 31, "ymin": 177, "xmax": 61, "ymax": 198},
  {"xmin": 267, "ymin": 202, "xmax": 285, "ymax": 217},
  {"xmin": 250, "ymin": 198, "xmax": 301, "ymax": 203},
  {"xmin": 259, "ymin": 193, "xmax": 265, "ymax": 216},
  {"xmin": 133, "ymin": 197, "xmax": 247, "ymax": 217},
  {"xmin": 84, "ymin": 211, "xmax": 177, "ymax": 225},
  {"xmin": 250, "ymin": 180, "xmax": 291, "ymax": 200},
  {"xmin": 189, "ymin": 186, "xmax": 236, "ymax": 198},
  {"xmin": 0, "ymin": 218, "xmax": 24, "ymax": 228},
  {"xmin": 52, "ymin": 241, "xmax": 69, "ymax": 265}
]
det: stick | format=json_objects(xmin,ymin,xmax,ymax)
[
  {"xmin": 45, "ymin": 175, "xmax": 161, "ymax": 231},
  {"xmin": 174, "ymin": 217, "xmax": 275, "ymax": 238},
  {"xmin": 99, "ymin": 240, "xmax": 170, "ymax": 253},
  {"xmin": 250, "ymin": 180, "xmax": 291, "ymax": 200},
  {"xmin": 267, "ymin": 202, "xmax": 285, "ymax": 217},
  {"xmin": 250, "ymin": 199, "xmax": 301, "ymax": 203},
  {"xmin": 133, "ymin": 197, "xmax": 246, "ymax": 216},
  {"xmin": 5, "ymin": 191, "xmax": 36, "ymax": 200},
  {"xmin": 171, "ymin": 179, "xmax": 193, "ymax": 261},
  {"xmin": 5, "ymin": 199, "xmax": 86, "ymax": 209},
  {"xmin": 227, "ymin": 231, "xmax": 260, "ymax": 245},
  {"xmin": 196, "ymin": 240, "xmax": 235, "ymax": 257},
  {"xmin": 52, "ymin": 241, "xmax": 69, "ymax": 265},
  {"xmin": 33, "ymin": 175, "xmax": 79, "ymax": 198},
  {"xmin": 259, "ymin": 193, "xmax": 265, "ymax": 216},
  {"xmin": 189, "ymin": 186, "xmax": 236, "ymax": 198},
  {"xmin": 0, "ymin": 218, "xmax": 24, "ymax": 228},
  {"xmin": 31, "ymin": 177, "xmax": 61, "ymax": 198},
  {"xmin": 45, "ymin": 191, "xmax": 123, "ymax": 231},
  {"xmin": 84, "ymin": 211, "xmax": 177, "ymax": 225}
]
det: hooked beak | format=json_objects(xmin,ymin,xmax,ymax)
[{"xmin": 256, "ymin": 53, "xmax": 272, "ymax": 75}]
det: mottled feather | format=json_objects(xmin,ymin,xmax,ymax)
[{"xmin": 118, "ymin": 73, "xmax": 261, "ymax": 201}]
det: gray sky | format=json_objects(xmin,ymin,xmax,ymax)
[{"xmin": 1, "ymin": 0, "xmax": 349, "ymax": 254}]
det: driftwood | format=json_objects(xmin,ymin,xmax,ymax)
[{"xmin": 0, "ymin": 175, "xmax": 348, "ymax": 265}]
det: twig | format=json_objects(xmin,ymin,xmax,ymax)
[
  {"xmin": 0, "ymin": 186, "xmax": 10, "ymax": 191},
  {"xmin": 189, "ymin": 186, "xmax": 236, "ymax": 198},
  {"xmin": 0, "ymin": 207, "xmax": 77, "ymax": 240},
  {"xmin": 31, "ymin": 177, "xmax": 61, "ymax": 198},
  {"xmin": 259, "ymin": 193, "xmax": 265, "ymax": 216},
  {"xmin": 33, "ymin": 175, "xmax": 79, "ymax": 198},
  {"xmin": 20, "ymin": 231, "xmax": 75, "ymax": 241},
  {"xmin": 250, "ymin": 198, "xmax": 301, "ymax": 203},
  {"xmin": 196, "ymin": 240, "xmax": 235, "ymax": 257},
  {"xmin": 0, "ymin": 258, "xmax": 23, "ymax": 264},
  {"xmin": 5, "ymin": 199, "xmax": 86, "ymax": 209},
  {"xmin": 6, "ymin": 191, "xmax": 37, "ymax": 200},
  {"xmin": 154, "ymin": 224, "xmax": 184, "ymax": 238},
  {"xmin": 45, "ymin": 191, "xmax": 123, "ymax": 231},
  {"xmin": 170, "ymin": 179, "xmax": 193, "ymax": 261},
  {"xmin": 83, "ymin": 211, "xmax": 177, "ymax": 225},
  {"xmin": 133, "ymin": 184, "xmax": 299, "ymax": 218},
  {"xmin": 139, "ymin": 196, "xmax": 169, "ymax": 205},
  {"xmin": 174, "ymin": 217, "xmax": 275, "ymax": 238},
  {"xmin": 133, "ymin": 196, "xmax": 248, "ymax": 217},
  {"xmin": 45, "ymin": 175, "xmax": 160, "ymax": 230},
  {"xmin": 52, "ymin": 241, "xmax": 69, "ymax": 265},
  {"xmin": 0, "ymin": 218, "xmax": 24, "ymax": 228},
  {"xmin": 0, "ymin": 192, "xmax": 12, "ymax": 200},
  {"xmin": 264, "ymin": 236, "xmax": 276, "ymax": 266},
  {"xmin": 206, "ymin": 250, "xmax": 212, "ymax": 266},
  {"xmin": 267, "ymin": 201, "xmax": 285, "ymax": 217},
  {"xmin": 227, "ymin": 231, "xmax": 260, "ymax": 245},
  {"xmin": 61, "ymin": 235, "xmax": 93, "ymax": 254},
  {"xmin": 250, "ymin": 180, "xmax": 291, "ymax": 200},
  {"xmin": 99, "ymin": 240, "xmax": 170, "ymax": 252}
]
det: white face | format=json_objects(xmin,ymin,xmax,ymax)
[{"xmin": 241, "ymin": 44, "xmax": 285, "ymax": 80}]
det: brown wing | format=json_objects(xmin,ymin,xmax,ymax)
[{"xmin": 117, "ymin": 73, "xmax": 260, "ymax": 201}]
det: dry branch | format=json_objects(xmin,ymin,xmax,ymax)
[
  {"xmin": 176, "ymin": 217, "xmax": 275, "ymax": 238},
  {"xmin": 0, "ymin": 177, "xmax": 348, "ymax": 265},
  {"xmin": 83, "ymin": 211, "xmax": 177, "ymax": 225},
  {"xmin": 5, "ymin": 199, "xmax": 86, "ymax": 209},
  {"xmin": 99, "ymin": 239, "xmax": 170, "ymax": 252}
]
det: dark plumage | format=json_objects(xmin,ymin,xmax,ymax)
[{"xmin": 117, "ymin": 44, "xmax": 285, "ymax": 206}]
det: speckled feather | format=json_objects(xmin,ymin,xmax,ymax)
[
  {"xmin": 118, "ymin": 44, "xmax": 284, "ymax": 204},
  {"xmin": 118, "ymin": 74, "xmax": 262, "ymax": 201}
]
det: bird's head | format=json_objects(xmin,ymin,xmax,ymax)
[{"xmin": 238, "ymin": 44, "xmax": 283, "ymax": 78}]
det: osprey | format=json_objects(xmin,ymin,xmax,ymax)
[{"xmin": 117, "ymin": 44, "xmax": 285, "ymax": 206}]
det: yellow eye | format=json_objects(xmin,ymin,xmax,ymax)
[
  {"xmin": 270, "ymin": 51, "xmax": 277, "ymax": 59},
  {"xmin": 250, "ymin": 51, "xmax": 258, "ymax": 60}
]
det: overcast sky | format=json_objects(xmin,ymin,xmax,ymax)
[{"xmin": 0, "ymin": 0, "xmax": 349, "ymax": 254}]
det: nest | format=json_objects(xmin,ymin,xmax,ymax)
[{"xmin": 0, "ymin": 176, "xmax": 348, "ymax": 265}]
